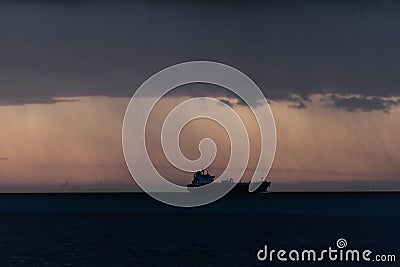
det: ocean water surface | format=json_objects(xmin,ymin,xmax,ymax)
[{"xmin": 0, "ymin": 192, "xmax": 399, "ymax": 266}]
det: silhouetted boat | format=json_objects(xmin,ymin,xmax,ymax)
[{"xmin": 187, "ymin": 170, "xmax": 271, "ymax": 193}]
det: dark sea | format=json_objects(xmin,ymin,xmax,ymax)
[{"xmin": 0, "ymin": 192, "xmax": 399, "ymax": 266}]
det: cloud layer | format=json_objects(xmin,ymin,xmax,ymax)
[{"xmin": 1, "ymin": 1, "xmax": 400, "ymax": 111}]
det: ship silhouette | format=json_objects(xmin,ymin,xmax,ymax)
[{"xmin": 187, "ymin": 170, "xmax": 271, "ymax": 193}]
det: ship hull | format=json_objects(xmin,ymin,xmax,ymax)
[{"xmin": 187, "ymin": 181, "xmax": 271, "ymax": 194}]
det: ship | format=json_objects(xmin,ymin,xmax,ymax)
[{"xmin": 187, "ymin": 170, "xmax": 271, "ymax": 193}]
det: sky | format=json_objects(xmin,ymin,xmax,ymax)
[{"xmin": 0, "ymin": 0, "xmax": 400, "ymax": 191}]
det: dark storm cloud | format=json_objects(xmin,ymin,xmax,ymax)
[
  {"xmin": 218, "ymin": 99, "xmax": 234, "ymax": 107},
  {"xmin": 288, "ymin": 101, "xmax": 307, "ymax": 109},
  {"xmin": 0, "ymin": 97, "xmax": 77, "ymax": 106},
  {"xmin": 329, "ymin": 95, "xmax": 399, "ymax": 112},
  {"xmin": 1, "ymin": 0, "xmax": 400, "ymax": 110}
]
